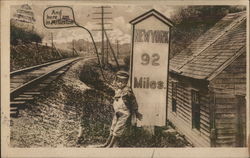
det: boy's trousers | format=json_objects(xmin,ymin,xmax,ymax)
[{"xmin": 110, "ymin": 110, "xmax": 130, "ymax": 137}]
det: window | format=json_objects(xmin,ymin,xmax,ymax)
[
  {"xmin": 191, "ymin": 90, "xmax": 200, "ymax": 130},
  {"xmin": 172, "ymin": 81, "xmax": 177, "ymax": 112}
]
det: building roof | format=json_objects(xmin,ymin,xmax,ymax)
[
  {"xmin": 170, "ymin": 11, "xmax": 246, "ymax": 81},
  {"xmin": 130, "ymin": 9, "xmax": 173, "ymax": 27}
]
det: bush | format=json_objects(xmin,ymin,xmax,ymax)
[
  {"xmin": 79, "ymin": 64, "xmax": 101, "ymax": 86},
  {"xmin": 79, "ymin": 60, "xmax": 115, "ymax": 96}
]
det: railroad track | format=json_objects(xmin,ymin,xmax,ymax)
[{"xmin": 10, "ymin": 57, "xmax": 83, "ymax": 117}]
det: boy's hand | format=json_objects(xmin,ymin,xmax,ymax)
[{"xmin": 136, "ymin": 112, "xmax": 143, "ymax": 121}]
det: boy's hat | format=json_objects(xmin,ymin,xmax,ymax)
[{"xmin": 116, "ymin": 70, "xmax": 129, "ymax": 79}]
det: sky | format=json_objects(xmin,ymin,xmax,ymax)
[{"xmin": 11, "ymin": 4, "xmax": 181, "ymax": 44}]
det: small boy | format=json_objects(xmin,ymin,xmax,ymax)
[{"xmin": 101, "ymin": 70, "xmax": 143, "ymax": 148}]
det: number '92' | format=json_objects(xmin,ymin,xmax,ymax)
[{"xmin": 141, "ymin": 53, "xmax": 160, "ymax": 66}]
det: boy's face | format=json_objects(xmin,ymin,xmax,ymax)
[{"xmin": 116, "ymin": 78, "xmax": 127, "ymax": 89}]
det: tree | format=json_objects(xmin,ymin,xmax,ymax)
[
  {"xmin": 10, "ymin": 24, "xmax": 42, "ymax": 45},
  {"xmin": 170, "ymin": 6, "xmax": 246, "ymax": 58}
]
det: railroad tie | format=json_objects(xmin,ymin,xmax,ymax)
[
  {"xmin": 19, "ymin": 94, "xmax": 33, "ymax": 97},
  {"xmin": 37, "ymin": 83, "xmax": 49, "ymax": 88},
  {"xmin": 55, "ymin": 70, "xmax": 66, "ymax": 74},
  {"xmin": 23, "ymin": 91, "xmax": 41, "ymax": 95},
  {"xmin": 10, "ymin": 101, "xmax": 26, "ymax": 106},
  {"xmin": 41, "ymin": 80, "xmax": 54, "ymax": 84},
  {"xmin": 14, "ymin": 96, "xmax": 34, "ymax": 101},
  {"xmin": 10, "ymin": 106, "xmax": 19, "ymax": 117}
]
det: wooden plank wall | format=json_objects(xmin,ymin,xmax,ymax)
[
  {"xmin": 210, "ymin": 53, "xmax": 246, "ymax": 147},
  {"xmin": 213, "ymin": 93, "xmax": 237, "ymax": 147},
  {"xmin": 168, "ymin": 76, "xmax": 211, "ymax": 147}
]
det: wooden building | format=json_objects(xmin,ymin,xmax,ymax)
[{"xmin": 168, "ymin": 11, "xmax": 247, "ymax": 147}]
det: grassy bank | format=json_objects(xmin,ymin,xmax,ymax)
[
  {"xmin": 77, "ymin": 60, "xmax": 191, "ymax": 147},
  {"xmin": 10, "ymin": 59, "xmax": 191, "ymax": 147}
]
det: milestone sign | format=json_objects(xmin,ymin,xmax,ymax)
[
  {"xmin": 130, "ymin": 9, "xmax": 173, "ymax": 126},
  {"xmin": 43, "ymin": 6, "xmax": 76, "ymax": 28}
]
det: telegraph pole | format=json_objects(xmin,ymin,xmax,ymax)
[
  {"xmin": 50, "ymin": 32, "xmax": 62, "ymax": 58},
  {"xmin": 72, "ymin": 40, "xmax": 75, "ymax": 56},
  {"xmin": 51, "ymin": 32, "xmax": 54, "ymax": 56},
  {"xmin": 106, "ymin": 39, "xmax": 109, "ymax": 64},
  {"xmin": 104, "ymin": 30, "xmax": 120, "ymax": 69},
  {"xmin": 101, "ymin": 6, "xmax": 104, "ymax": 64},
  {"xmin": 51, "ymin": 33, "xmax": 53, "ymax": 48},
  {"xmin": 116, "ymin": 40, "xmax": 119, "ymax": 59},
  {"xmin": 87, "ymin": 43, "xmax": 90, "ymax": 55},
  {"xmin": 92, "ymin": 6, "xmax": 112, "ymax": 66}
]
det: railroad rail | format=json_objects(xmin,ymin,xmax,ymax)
[{"xmin": 10, "ymin": 57, "xmax": 83, "ymax": 117}]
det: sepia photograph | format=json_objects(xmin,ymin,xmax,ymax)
[{"xmin": 1, "ymin": 0, "xmax": 249, "ymax": 157}]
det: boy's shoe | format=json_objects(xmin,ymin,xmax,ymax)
[
  {"xmin": 76, "ymin": 137, "xmax": 84, "ymax": 145},
  {"xmin": 106, "ymin": 136, "xmax": 119, "ymax": 148},
  {"xmin": 96, "ymin": 135, "xmax": 113, "ymax": 148}
]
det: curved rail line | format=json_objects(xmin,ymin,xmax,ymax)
[{"xmin": 10, "ymin": 57, "xmax": 83, "ymax": 117}]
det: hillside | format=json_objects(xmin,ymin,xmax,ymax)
[
  {"xmin": 55, "ymin": 39, "xmax": 130, "ymax": 57},
  {"xmin": 10, "ymin": 43, "xmax": 75, "ymax": 71}
]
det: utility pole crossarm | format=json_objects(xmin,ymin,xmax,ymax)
[
  {"xmin": 93, "ymin": 12, "xmax": 112, "ymax": 14},
  {"xmin": 92, "ymin": 29, "xmax": 113, "ymax": 31},
  {"xmin": 93, "ymin": 6, "xmax": 111, "ymax": 8},
  {"xmin": 95, "ymin": 23, "xmax": 112, "ymax": 25},
  {"xmin": 92, "ymin": 17, "xmax": 112, "ymax": 19}
]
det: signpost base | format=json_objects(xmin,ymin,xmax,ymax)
[{"xmin": 143, "ymin": 126, "xmax": 155, "ymax": 135}]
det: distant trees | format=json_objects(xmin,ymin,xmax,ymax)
[
  {"xmin": 11, "ymin": 24, "xmax": 42, "ymax": 45},
  {"xmin": 170, "ymin": 6, "xmax": 246, "ymax": 58}
]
